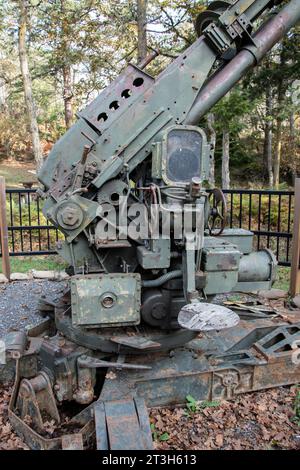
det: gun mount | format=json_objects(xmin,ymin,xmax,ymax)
[{"xmin": 5, "ymin": 0, "xmax": 300, "ymax": 450}]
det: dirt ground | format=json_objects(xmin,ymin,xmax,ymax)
[
  {"xmin": 0, "ymin": 384, "xmax": 299, "ymax": 450},
  {"xmin": 0, "ymin": 387, "xmax": 29, "ymax": 450},
  {"xmin": 0, "ymin": 160, "xmax": 37, "ymax": 188},
  {"xmin": 151, "ymin": 386, "xmax": 300, "ymax": 450},
  {"xmin": 0, "ymin": 282, "xmax": 299, "ymax": 450}
]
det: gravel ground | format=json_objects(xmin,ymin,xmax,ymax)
[{"xmin": 0, "ymin": 280, "xmax": 68, "ymax": 338}]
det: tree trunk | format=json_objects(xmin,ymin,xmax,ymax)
[
  {"xmin": 61, "ymin": 0, "xmax": 73, "ymax": 129},
  {"xmin": 273, "ymin": 81, "xmax": 284, "ymax": 188},
  {"xmin": 273, "ymin": 116, "xmax": 282, "ymax": 189},
  {"xmin": 206, "ymin": 113, "xmax": 216, "ymax": 186},
  {"xmin": 222, "ymin": 129, "xmax": 230, "ymax": 190},
  {"xmin": 63, "ymin": 64, "xmax": 73, "ymax": 129},
  {"xmin": 290, "ymin": 111, "xmax": 296, "ymax": 164},
  {"xmin": 137, "ymin": 0, "xmax": 148, "ymax": 63},
  {"xmin": 18, "ymin": 0, "xmax": 43, "ymax": 170},
  {"xmin": 263, "ymin": 85, "xmax": 274, "ymax": 187},
  {"xmin": 273, "ymin": 49, "xmax": 286, "ymax": 189}
]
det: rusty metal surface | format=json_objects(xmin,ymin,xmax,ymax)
[
  {"xmin": 186, "ymin": 0, "xmax": 300, "ymax": 124},
  {"xmin": 109, "ymin": 336, "xmax": 161, "ymax": 350},
  {"xmin": 99, "ymin": 320, "xmax": 300, "ymax": 407},
  {"xmin": 8, "ymin": 359, "xmax": 95, "ymax": 450},
  {"xmin": 95, "ymin": 398, "xmax": 153, "ymax": 450},
  {"xmin": 6, "ymin": 316, "xmax": 300, "ymax": 450},
  {"xmin": 0, "ymin": 176, "xmax": 11, "ymax": 280},
  {"xmin": 55, "ymin": 303, "xmax": 197, "ymax": 354},
  {"xmin": 15, "ymin": 371, "xmax": 60, "ymax": 433},
  {"xmin": 78, "ymin": 355, "xmax": 152, "ymax": 370},
  {"xmin": 6, "ymin": 0, "xmax": 300, "ymax": 450},
  {"xmin": 61, "ymin": 434, "xmax": 84, "ymax": 450}
]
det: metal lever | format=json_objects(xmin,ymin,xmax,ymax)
[{"xmin": 78, "ymin": 355, "xmax": 152, "ymax": 370}]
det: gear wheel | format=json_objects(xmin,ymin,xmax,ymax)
[{"xmin": 195, "ymin": 1, "xmax": 232, "ymax": 37}]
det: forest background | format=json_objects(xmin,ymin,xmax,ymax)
[{"xmin": 0, "ymin": 0, "xmax": 299, "ymax": 189}]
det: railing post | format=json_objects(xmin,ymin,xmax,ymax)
[
  {"xmin": 0, "ymin": 176, "xmax": 10, "ymax": 280},
  {"xmin": 290, "ymin": 178, "xmax": 300, "ymax": 297}
]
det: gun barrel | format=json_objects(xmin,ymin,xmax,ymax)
[{"xmin": 185, "ymin": 0, "xmax": 300, "ymax": 125}]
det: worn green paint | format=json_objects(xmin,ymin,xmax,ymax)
[{"xmin": 71, "ymin": 273, "xmax": 141, "ymax": 327}]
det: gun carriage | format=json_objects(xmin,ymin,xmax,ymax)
[{"xmin": 4, "ymin": 0, "xmax": 300, "ymax": 450}]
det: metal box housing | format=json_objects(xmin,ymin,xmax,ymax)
[
  {"xmin": 71, "ymin": 274, "xmax": 141, "ymax": 328},
  {"xmin": 219, "ymin": 229, "xmax": 254, "ymax": 254},
  {"xmin": 202, "ymin": 237, "xmax": 241, "ymax": 295}
]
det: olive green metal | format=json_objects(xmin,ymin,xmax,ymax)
[
  {"xmin": 151, "ymin": 125, "xmax": 210, "ymax": 184},
  {"xmin": 185, "ymin": 0, "xmax": 300, "ymax": 124},
  {"xmin": 218, "ymin": 228, "xmax": 254, "ymax": 254},
  {"xmin": 71, "ymin": 273, "xmax": 141, "ymax": 327},
  {"xmin": 39, "ymin": 2, "xmax": 295, "ymax": 197},
  {"xmin": 35, "ymin": 0, "xmax": 299, "ymax": 331},
  {"xmin": 7, "ymin": 0, "xmax": 300, "ymax": 450},
  {"xmin": 137, "ymin": 239, "xmax": 171, "ymax": 270}
]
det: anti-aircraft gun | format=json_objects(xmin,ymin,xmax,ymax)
[{"xmin": 5, "ymin": 0, "xmax": 300, "ymax": 450}]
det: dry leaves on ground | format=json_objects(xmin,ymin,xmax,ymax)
[
  {"xmin": 0, "ymin": 387, "xmax": 29, "ymax": 450},
  {"xmin": 0, "ymin": 384, "xmax": 299, "ymax": 450},
  {"xmin": 151, "ymin": 386, "xmax": 300, "ymax": 450}
]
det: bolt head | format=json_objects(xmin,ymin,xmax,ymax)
[{"xmin": 61, "ymin": 207, "xmax": 80, "ymax": 226}]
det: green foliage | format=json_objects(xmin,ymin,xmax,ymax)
[
  {"xmin": 294, "ymin": 387, "xmax": 300, "ymax": 426},
  {"xmin": 229, "ymin": 193, "xmax": 293, "ymax": 232},
  {"xmin": 185, "ymin": 394, "xmax": 199, "ymax": 414},
  {"xmin": 272, "ymin": 267, "xmax": 290, "ymax": 292},
  {"xmin": 0, "ymin": 255, "xmax": 67, "ymax": 274},
  {"xmin": 0, "ymin": 0, "xmax": 299, "ymax": 187},
  {"xmin": 199, "ymin": 400, "xmax": 220, "ymax": 409},
  {"xmin": 150, "ymin": 423, "xmax": 170, "ymax": 442},
  {"xmin": 185, "ymin": 394, "xmax": 220, "ymax": 417}
]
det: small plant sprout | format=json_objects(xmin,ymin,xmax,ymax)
[
  {"xmin": 185, "ymin": 395, "xmax": 220, "ymax": 417},
  {"xmin": 293, "ymin": 386, "xmax": 300, "ymax": 426},
  {"xmin": 150, "ymin": 423, "xmax": 170, "ymax": 442}
]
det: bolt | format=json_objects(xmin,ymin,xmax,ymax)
[
  {"xmin": 61, "ymin": 206, "xmax": 80, "ymax": 227},
  {"xmin": 54, "ymin": 384, "xmax": 60, "ymax": 391}
]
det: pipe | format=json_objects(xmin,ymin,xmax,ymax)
[
  {"xmin": 142, "ymin": 270, "xmax": 182, "ymax": 288},
  {"xmin": 185, "ymin": 0, "xmax": 300, "ymax": 124}
]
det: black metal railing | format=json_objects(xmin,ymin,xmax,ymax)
[
  {"xmin": 0, "ymin": 187, "xmax": 295, "ymax": 266},
  {"xmin": 4, "ymin": 189, "xmax": 62, "ymax": 256},
  {"xmin": 223, "ymin": 189, "xmax": 294, "ymax": 266}
]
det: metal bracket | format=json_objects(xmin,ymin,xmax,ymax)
[
  {"xmin": 204, "ymin": 10, "xmax": 257, "ymax": 55},
  {"xmin": 15, "ymin": 371, "xmax": 60, "ymax": 433}
]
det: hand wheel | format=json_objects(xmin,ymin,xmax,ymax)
[{"xmin": 207, "ymin": 188, "xmax": 227, "ymax": 236}]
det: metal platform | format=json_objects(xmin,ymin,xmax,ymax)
[
  {"xmin": 7, "ymin": 317, "xmax": 300, "ymax": 450},
  {"xmin": 99, "ymin": 320, "xmax": 300, "ymax": 406}
]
